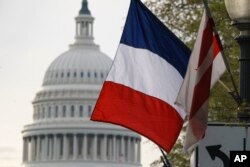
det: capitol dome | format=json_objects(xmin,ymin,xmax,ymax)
[
  {"xmin": 22, "ymin": 1, "xmax": 141, "ymax": 167},
  {"xmin": 43, "ymin": 43, "xmax": 111, "ymax": 86}
]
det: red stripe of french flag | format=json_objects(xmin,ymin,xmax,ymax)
[
  {"xmin": 93, "ymin": 81, "xmax": 184, "ymax": 152},
  {"xmin": 91, "ymin": 44, "xmax": 186, "ymax": 152},
  {"xmin": 175, "ymin": 10, "xmax": 226, "ymax": 152}
]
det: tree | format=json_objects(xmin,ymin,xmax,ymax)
[
  {"xmin": 144, "ymin": 0, "xmax": 240, "ymax": 166},
  {"xmin": 145, "ymin": 0, "xmax": 203, "ymax": 47}
]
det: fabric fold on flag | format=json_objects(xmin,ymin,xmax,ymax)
[
  {"xmin": 175, "ymin": 10, "xmax": 226, "ymax": 152},
  {"xmin": 91, "ymin": 0, "xmax": 190, "ymax": 152}
]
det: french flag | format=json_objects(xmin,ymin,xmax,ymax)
[{"xmin": 91, "ymin": 0, "xmax": 190, "ymax": 152}]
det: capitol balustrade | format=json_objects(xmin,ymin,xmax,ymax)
[{"xmin": 22, "ymin": 133, "xmax": 140, "ymax": 164}]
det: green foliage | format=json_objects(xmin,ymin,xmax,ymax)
[{"xmin": 145, "ymin": 0, "xmax": 241, "ymax": 166}]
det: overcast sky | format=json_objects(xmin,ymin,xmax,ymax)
[{"xmin": 0, "ymin": 0, "xmax": 162, "ymax": 166}]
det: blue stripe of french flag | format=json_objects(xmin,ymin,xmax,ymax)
[{"xmin": 91, "ymin": 0, "xmax": 190, "ymax": 152}]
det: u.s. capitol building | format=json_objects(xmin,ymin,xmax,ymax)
[{"xmin": 21, "ymin": 1, "xmax": 141, "ymax": 167}]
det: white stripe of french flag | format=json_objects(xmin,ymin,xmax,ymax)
[{"xmin": 91, "ymin": 0, "xmax": 190, "ymax": 152}]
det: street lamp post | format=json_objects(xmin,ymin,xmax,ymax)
[{"xmin": 224, "ymin": 0, "xmax": 250, "ymax": 121}]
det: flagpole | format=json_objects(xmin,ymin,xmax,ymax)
[
  {"xmin": 203, "ymin": 0, "xmax": 241, "ymax": 105},
  {"xmin": 159, "ymin": 147, "xmax": 172, "ymax": 167}
]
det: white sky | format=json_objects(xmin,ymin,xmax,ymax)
[{"xmin": 0, "ymin": 0, "xmax": 161, "ymax": 166}]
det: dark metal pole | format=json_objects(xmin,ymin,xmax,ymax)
[
  {"xmin": 159, "ymin": 147, "xmax": 172, "ymax": 167},
  {"xmin": 234, "ymin": 22, "xmax": 250, "ymax": 121}
]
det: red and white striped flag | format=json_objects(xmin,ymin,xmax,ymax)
[{"xmin": 175, "ymin": 10, "xmax": 226, "ymax": 152}]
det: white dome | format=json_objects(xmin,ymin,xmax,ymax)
[
  {"xmin": 22, "ymin": 1, "xmax": 141, "ymax": 166},
  {"xmin": 43, "ymin": 44, "xmax": 112, "ymax": 86}
]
